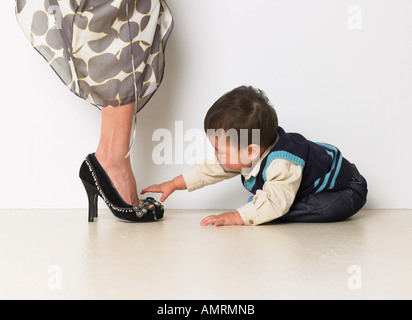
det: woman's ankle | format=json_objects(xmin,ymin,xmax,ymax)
[{"xmin": 95, "ymin": 149, "xmax": 131, "ymax": 168}]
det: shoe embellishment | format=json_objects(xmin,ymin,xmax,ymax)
[{"xmin": 133, "ymin": 197, "xmax": 163, "ymax": 220}]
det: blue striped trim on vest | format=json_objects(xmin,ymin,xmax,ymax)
[
  {"xmin": 262, "ymin": 151, "xmax": 305, "ymax": 182},
  {"xmin": 242, "ymin": 151, "xmax": 305, "ymax": 192},
  {"xmin": 243, "ymin": 176, "xmax": 257, "ymax": 192},
  {"xmin": 312, "ymin": 142, "xmax": 343, "ymax": 193}
]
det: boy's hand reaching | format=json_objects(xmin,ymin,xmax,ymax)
[
  {"xmin": 141, "ymin": 175, "xmax": 187, "ymax": 202},
  {"xmin": 141, "ymin": 180, "xmax": 176, "ymax": 202},
  {"xmin": 200, "ymin": 211, "xmax": 244, "ymax": 227}
]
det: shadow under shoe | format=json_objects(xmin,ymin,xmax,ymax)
[{"xmin": 79, "ymin": 153, "xmax": 164, "ymax": 222}]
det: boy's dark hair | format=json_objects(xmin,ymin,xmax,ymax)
[{"xmin": 204, "ymin": 86, "xmax": 278, "ymax": 150}]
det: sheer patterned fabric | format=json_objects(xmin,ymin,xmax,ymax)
[{"xmin": 15, "ymin": 0, "xmax": 174, "ymax": 110}]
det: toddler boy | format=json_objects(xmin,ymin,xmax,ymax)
[{"xmin": 142, "ymin": 86, "xmax": 368, "ymax": 226}]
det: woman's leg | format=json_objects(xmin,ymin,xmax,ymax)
[{"xmin": 94, "ymin": 102, "xmax": 139, "ymax": 206}]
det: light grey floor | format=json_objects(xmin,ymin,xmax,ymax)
[{"xmin": 0, "ymin": 209, "xmax": 411, "ymax": 300}]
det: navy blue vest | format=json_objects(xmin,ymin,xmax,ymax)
[{"xmin": 241, "ymin": 127, "xmax": 352, "ymax": 199}]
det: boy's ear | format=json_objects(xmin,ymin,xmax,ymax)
[{"xmin": 247, "ymin": 144, "xmax": 261, "ymax": 160}]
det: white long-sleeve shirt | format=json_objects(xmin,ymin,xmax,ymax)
[{"xmin": 181, "ymin": 143, "xmax": 303, "ymax": 225}]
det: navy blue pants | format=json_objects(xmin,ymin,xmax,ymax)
[{"xmin": 276, "ymin": 164, "xmax": 368, "ymax": 223}]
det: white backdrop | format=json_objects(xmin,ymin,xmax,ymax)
[{"xmin": 1, "ymin": 0, "xmax": 411, "ymax": 210}]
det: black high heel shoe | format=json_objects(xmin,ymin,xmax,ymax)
[{"xmin": 79, "ymin": 153, "xmax": 164, "ymax": 222}]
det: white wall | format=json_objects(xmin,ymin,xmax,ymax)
[{"xmin": 1, "ymin": 0, "xmax": 411, "ymax": 210}]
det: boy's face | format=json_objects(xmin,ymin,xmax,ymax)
[{"xmin": 208, "ymin": 135, "xmax": 252, "ymax": 171}]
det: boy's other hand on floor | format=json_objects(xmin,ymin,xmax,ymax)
[{"xmin": 201, "ymin": 211, "xmax": 244, "ymax": 227}]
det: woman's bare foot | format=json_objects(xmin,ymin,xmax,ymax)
[{"xmin": 95, "ymin": 152, "xmax": 139, "ymax": 206}]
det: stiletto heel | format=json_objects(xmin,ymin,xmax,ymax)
[
  {"xmin": 79, "ymin": 153, "xmax": 164, "ymax": 222},
  {"xmin": 81, "ymin": 179, "xmax": 99, "ymax": 222}
]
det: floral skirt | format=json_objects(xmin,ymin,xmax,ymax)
[{"xmin": 15, "ymin": 0, "xmax": 174, "ymax": 110}]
